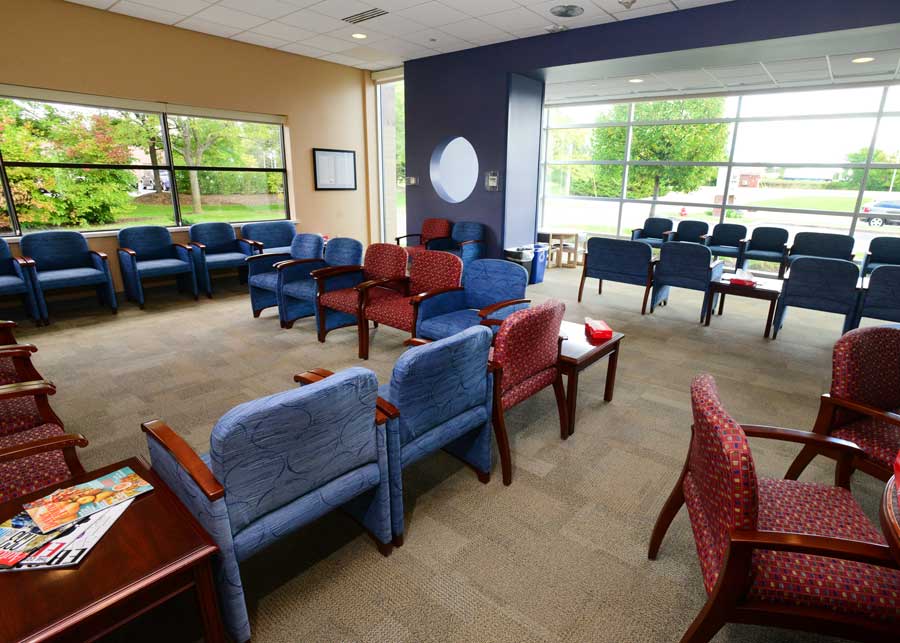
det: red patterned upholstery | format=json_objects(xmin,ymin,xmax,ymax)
[
  {"xmin": 0, "ymin": 357, "xmax": 17, "ymax": 386},
  {"xmin": 0, "ymin": 422, "xmax": 71, "ymax": 503},
  {"xmin": 408, "ymin": 250, "xmax": 462, "ymax": 295},
  {"xmin": 832, "ymin": 325, "xmax": 900, "ymax": 411},
  {"xmin": 493, "ymin": 301, "xmax": 565, "ymax": 409},
  {"xmin": 366, "ymin": 296, "xmax": 415, "ymax": 331},
  {"xmin": 0, "ymin": 395, "xmax": 43, "ymax": 437},
  {"xmin": 833, "ymin": 413, "xmax": 900, "ymax": 470},
  {"xmin": 405, "ymin": 218, "xmax": 452, "ymax": 260},
  {"xmin": 363, "ymin": 243, "xmax": 408, "ymax": 282}
]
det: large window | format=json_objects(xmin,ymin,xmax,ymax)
[
  {"xmin": 541, "ymin": 84, "xmax": 900, "ymax": 263},
  {"xmin": 376, "ymin": 80, "xmax": 405, "ymax": 242},
  {"xmin": 0, "ymin": 95, "xmax": 288, "ymax": 235}
]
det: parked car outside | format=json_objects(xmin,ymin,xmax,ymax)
[{"xmin": 862, "ymin": 200, "xmax": 900, "ymax": 226}]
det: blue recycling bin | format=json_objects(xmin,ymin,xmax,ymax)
[{"xmin": 530, "ymin": 243, "xmax": 549, "ymax": 284}]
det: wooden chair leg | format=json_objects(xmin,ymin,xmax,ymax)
[
  {"xmin": 316, "ymin": 307, "xmax": 327, "ymax": 342},
  {"xmin": 678, "ymin": 600, "xmax": 727, "ymax": 643},
  {"xmin": 358, "ymin": 318, "xmax": 369, "ymax": 360},
  {"xmin": 648, "ymin": 477, "xmax": 686, "ymax": 560},
  {"xmin": 784, "ymin": 444, "xmax": 817, "ymax": 481},
  {"xmin": 578, "ymin": 270, "xmax": 587, "ymax": 303},
  {"xmin": 598, "ymin": 279, "xmax": 603, "ymax": 295},
  {"xmin": 492, "ymin": 403, "xmax": 513, "ymax": 486},
  {"xmin": 552, "ymin": 374, "xmax": 569, "ymax": 440},
  {"xmin": 641, "ymin": 283, "xmax": 652, "ymax": 315}
]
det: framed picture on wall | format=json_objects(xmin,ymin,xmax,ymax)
[{"xmin": 313, "ymin": 148, "xmax": 357, "ymax": 190}]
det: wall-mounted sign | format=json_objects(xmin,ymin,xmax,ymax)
[
  {"xmin": 430, "ymin": 136, "xmax": 478, "ymax": 204},
  {"xmin": 313, "ymin": 148, "xmax": 357, "ymax": 190}
]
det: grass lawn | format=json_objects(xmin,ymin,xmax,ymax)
[
  {"xmin": 744, "ymin": 195, "xmax": 857, "ymax": 212},
  {"xmin": 62, "ymin": 202, "xmax": 288, "ymax": 231}
]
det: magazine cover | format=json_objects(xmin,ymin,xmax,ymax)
[
  {"xmin": 0, "ymin": 526, "xmax": 62, "ymax": 568},
  {"xmin": 23, "ymin": 467, "xmax": 152, "ymax": 533}
]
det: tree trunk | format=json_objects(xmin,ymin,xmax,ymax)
[
  {"xmin": 188, "ymin": 170, "xmax": 203, "ymax": 214},
  {"xmin": 180, "ymin": 126, "xmax": 203, "ymax": 214},
  {"xmin": 650, "ymin": 175, "xmax": 661, "ymax": 217},
  {"xmin": 149, "ymin": 139, "xmax": 162, "ymax": 194}
]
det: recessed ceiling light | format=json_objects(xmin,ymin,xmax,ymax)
[
  {"xmin": 550, "ymin": 5, "xmax": 584, "ymax": 18},
  {"xmin": 351, "ymin": 33, "xmax": 367, "ymax": 39},
  {"xmin": 851, "ymin": 56, "xmax": 875, "ymax": 64},
  {"xmin": 628, "ymin": 78, "xmax": 644, "ymax": 83}
]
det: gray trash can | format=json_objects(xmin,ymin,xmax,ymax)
[{"xmin": 504, "ymin": 246, "xmax": 535, "ymax": 282}]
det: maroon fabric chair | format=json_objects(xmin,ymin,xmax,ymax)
[
  {"xmin": 358, "ymin": 250, "xmax": 462, "ymax": 359},
  {"xmin": 0, "ymin": 381, "xmax": 86, "ymax": 504},
  {"xmin": 396, "ymin": 218, "xmax": 452, "ymax": 261},
  {"xmin": 649, "ymin": 374, "xmax": 900, "ymax": 643},
  {"xmin": 0, "ymin": 321, "xmax": 43, "ymax": 385},
  {"xmin": 787, "ymin": 325, "xmax": 900, "ymax": 484},
  {"xmin": 488, "ymin": 300, "xmax": 567, "ymax": 486}
]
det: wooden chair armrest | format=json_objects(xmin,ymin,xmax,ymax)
[
  {"xmin": 699, "ymin": 234, "xmax": 711, "ymax": 241},
  {"xmin": 0, "ymin": 343, "xmax": 37, "ymax": 354},
  {"xmin": 375, "ymin": 397, "xmax": 399, "ymax": 425},
  {"xmin": 275, "ymin": 258, "xmax": 323, "ymax": 271},
  {"xmin": 356, "ymin": 276, "xmax": 408, "ymax": 292},
  {"xmin": 141, "ymin": 419, "xmax": 223, "ymax": 501},
  {"xmin": 821, "ymin": 394, "xmax": 900, "ymax": 428},
  {"xmin": 118, "ymin": 247, "xmax": 137, "ymax": 257},
  {"xmin": 478, "ymin": 298, "xmax": 530, "ymax": 318},
  {"xmin": 0, "ymin": 433, "xmax": 87, "ymax": 465},
  {"xmin": 242, "ymin": 239, "xmax": 264, "ymax": 249},
  {"xmin": 89, "ymin": 250, "xmax": 108, "ymax": 260},
  {"xmin": 174, "ymin": 243, "xmax": 193, "ymax": 251},
  {"xmin": 13, "ymin": 256, "xmax": 35, "ymax": 267},
  {"xmin": 0, "ymin": 380, "xmax": 56, "ymax": 400},
  {"xmin": 487, "ymin": 361, "xmax": 502, "ymax": 373},
  {"xmin": 403, "ymin": 338, "xmax": 431, "ymax": 347},
  {"xmin": 293, "ymin": 368, "xmax": 335, "ymax": 385},
  {"xmin": 480, "ymin": 319, "xmax": 503, "ymax": 327},
  {"xmin": 731, "ymin": 529, "xmax": 896, "ymax": 568},
  {"xmin": 395, "ymin": 233, "xmax": 421, "ymax": 243},
  {"xmin": 459, "ymin": 239, "xmax": 482, "ymax": 246},
  {"xmin": 310, "ymin": 265, "xmax": 364, "ymax": 280},
  {"xmin": 0, "ymin": 321, "xmax": 16, "ymax": 329},
  {"xmin": 245, "ymin": 252, "xmax": 290, "ymax": 263},
  {"xmin": 190, "ymin": 241, "xmax": 206, "ymax": 250},
  {"xmin": 410, "ymin": 286, "xmax": 464, "ymax": 304},
  {"xmin": 741, "ymin": 424, "xmax": 864, "ymax": 457}
]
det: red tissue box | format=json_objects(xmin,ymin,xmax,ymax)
[
  {"xmin": 730, "ymin": 278, "xmax": 756, "ymax": 287},
  {"xmin": 585, "ymin": 318, "xmax": 613, "ymax": 341}
]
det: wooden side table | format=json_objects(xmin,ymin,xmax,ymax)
[
  {"xmin": 557, "ymin": 320, "xmax": 624, "ymax": 438},
  {"xmin": 704, "ymin": 277, "xmax": 783, "ymax": 338},
  {"xmin": 0, "ymin": 457, "xmax": 225, "ymax": 643},
  {"xmin": 881, "ymin": 475, "xmax": 900, "ymax": 566}
]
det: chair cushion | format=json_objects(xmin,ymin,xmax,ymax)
[
  {"xmin": 832, "ymin": 410, "xmax": 900, "ymax": 470},
  {"xmin": 405, "ymin": 245, "xmax": 427, "ymax": 260},
  {"xmin": 281, "ymin": 279, "xmax": 316, "ymax": 301},
  {"xmin": 0, "ymin": 395, "xmax": 44, "ymax": 436},
  {"xmin": 36, "ymin": 267, "xmax": 107, "ymax": 289},
  {"xmin": 248, "ymin": 272, "xmax": 278, "ymax": 292},
  {"xmin": 747, "ymin": 477, "xmax": 900, "ymax": 622},
  {"xmin": 321, "ymin": 286, "xmax": 394, "ymax": 315},
  {"xmin": 365, "ymin": 292, "xmax": 414, "ymax": 331},
  {"xmin": 0, "ymin": 423, "xmax": 71, "ymax": 503},
  {"xmin": 501, "ymin": 367, "xmax": 557, "ymax": 409},
  {"xmin": 707, "ymin": 244, "xmax": 740, "ymax": 258},
  {"xmin": 203, "ymin": 252, "xmax": 247, "ymax": 269},
  {"xmin": 262, "ymin": 245, "xmax": 292, "ymax": 255},
  {"xmin": 136, "ymin": 258, "xmax": 192, "ymax": 278},
  {"xmin": 743, "ymin": 249, "xmax": 783, "ymax": 262},
  {"xmin": 0, "ymin": 274, "xmax": 27, "ymax": 296},
  {"xmin": 0, "ymin": 358, "xmax": 17, "ymax": 386},
  {"xmin": 418, "ymin": 308, "xmax": 505, "ymax": 340},
  {"xmin": 637, "ymin": 237, "xmax": 664, "ymax": 248}
]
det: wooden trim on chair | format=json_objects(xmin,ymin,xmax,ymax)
[
  {"xmin": 478, "ymin": 299, "xmax": 530, "ymax": 318},
  {"xmin": 275, "ymin": 258, "xmax": 324, "ymax": 271},
  {"xmin": 730, "ymin": 529, "xmax": 896, "ymax": 568},
  {"xmin": 0, "ymin": 380, "xmax": 56, "ymax": 401},
  {"xmin": 0, "ymin": 343, "xmax": 38, "ymax": 355},
  {"xmin": 141, "ymin": 419, "xmax": 224, "ymax": 501},
  {"xmin": 89, "ymin": 250, "xmax": 108, "ymax": 261},
  {"xmin": 293, "ymin": 368, "xmax": 335, "ymax": 385},
  {"xmin": 0, "ymin": 432, "xmax": 87, "ymax": 463},
  {"xmin": 118, "ymin": 247, "xmax": 137, "ymax": 257}
]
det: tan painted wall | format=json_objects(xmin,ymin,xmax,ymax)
[{"xmin": 0, "ymin": 0, "xmax": 380, "ymax": 292}]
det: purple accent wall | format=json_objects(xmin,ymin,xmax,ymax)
[{"xmin": 404, "ymin": 0, "xmax": 900, "ymax": 257}]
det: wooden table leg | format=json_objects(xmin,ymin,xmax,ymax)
[
  {"xmin": 604, "ymin": 346, "xmax": 618, "ymax": 403},
  {"xmin": 764, "ymin": 297, "xmax": 777, "ymax": 339},
  {"xmin": 194, "ymin": 560, "xmax": 226, "ymax": 643},
  {"xmin": 704, "ymin": 291, "xmax": 715, "ymax": 327},
  {"xmin": 718, "ymin": 293, "xmax": 726, "ymax": 316},
  {"xmin": 565, "ymin": 368, "xmax": 578, "ymax": 437}
]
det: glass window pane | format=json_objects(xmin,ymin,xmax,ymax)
[
  {"xmin": 0, "ymin": 185, "xmax": 10, "ymax": 234},
  {"xmin": 886, "ymin": 86, "xmax": 900, "ymax": 113},
  {"xmin": 547, "ymin": 104, "xmax": 627, "ymax": 127},
  {"xmin": 378, "ymin": 81, "xmax": 405, "ymax": 241},
  {"xmin": 728, "ymin": 166, "xmax": 857, "ymax": 213},
  {"xmin": 168, "ymin": 115, "xmax": 283, "ymax": 169},
  {"xmin": 875, "ymin": 117, "xmax": 900, "ymax": 159},
  {"xmin": 630, "ymin": 122, "xmax": 732, "ymax": 162},
  {"xmin": 542, "ymin": 198, "xmax": 619, "ymax": 236},
  {"xmin": 858, "ymin": 169, "xmax": 900, "ymax": 252},
  {"xmin": 733, "ymin": 118, "xmax": 877, "ymax": 164},
  {"xmin": 545, "ymin": 164, "xmax": 622, "ymax": 198},
  {"xmin": 740, "ymin": 87, "xmax": 884, "ymax": 117},
  {"xmin": 633, "ymin": 96, "xmax": 737, "ymax": 121},
  {"xmin": 9, "ymin": 167, "xmax": 175, "ymax": 231},
  {"xmin": 175, "ymin": 170, "xmax": 286, "ymax": 225},
  {"xmin": 625, "ymin": 165, "xmax": 723, "ymax": 203},
  {"xmin": 547, "ymin": 127, "xmax": 626, "ymax": 161},
  {"xmin": 0, "ymin": 98, "xmax": 165, "ymax": 165}
]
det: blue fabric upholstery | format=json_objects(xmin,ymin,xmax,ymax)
[
  {"xmin": 240, "ymin": 221, "xmax": 296, "ymax": 254},
  {"xmin": 631, "ymin": 217, "xmax": 674, "ymax": 247},
  {"xmin": 247, "ymin": 233, "xmax": 326, "ymax": 318},
  {"xmin": 651, "ymin": 242, "xmax": 724, "ymax": 321},
  {"xmin": 580, "ymin": 237, "xmax": 654, "ymax": 312},
  {"xmin": 118, "ymin": 226, "xmax": 198, "ymax": 307},
  {"xmin": 190, "ymin": 223, "xmax": 256, "ymax": 296},
  {"xmin": 739, "ymin": 226, "xmax": 788, "ymax": 269},
  {"xmin": 862, "ymin": 237, "xmax": 900, "ymax": 275},
  {"xmin": 426, "ymin": 221, "xmax": 485, "ymax": 264},
  {"xmin": 21, "ymin": 231, "xmax": 117, "ymax": 321},
  {"xmin": 146, "ymin": 367, "xmax": 391, "ymax": 643},
  {"xmin": 668, "ymin": 220, "xmax": 709, "ymax": 243},
  {"xmin": 379, "ymin": 326, "xmax": 493, "ymax": 539},
  {"xmin": 783, "ymin": 232, "xmax": 855, "ymax": 277},
  {"xmin": 705, "ymin": 223, "xmax": 747, "ymax": 259},
  {"xmin": 773, "ymin": 257, "xmax": 860, "ymax": 338},
  {"xmin": 416, "ymin": 259, "xmax": 528, "ymax": 340},
  {"xmin": 0, "ymin": 239, "xmax": 40, "ymax": 320},
  {"xmin": 854, "ymin": 265, "xmax": 900, "ymax": 326}
]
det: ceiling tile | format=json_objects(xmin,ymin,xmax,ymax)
[
  {"xmin": 609, "ymin": 2, "xmax": 677, "ymax": 21},
  {"xmin": 176, "ymin": 16, "xmax": 243, "ymax": 37},
  {"xmin": 370, "ymin": 0, "xmax": 427, "ymax": 9},
  {"xmin": 830, "ymin": 50, "xmax": 900, "ymax": 78},
  {"xmin": 279, "ymin": 41, "xmax": 329, "ymax": 56},
  {"xmin": 671, "ymin": 0, "xmax": 734, "ymax": 9},
  {"xmin": 276, "ymin": 0, "xmax": 323, "ymax": 6},
  {"xmin": 653, "ymin": 69, "xmax": 721, "ymax": 90},
  {"xmin": 217, "ymin": 0, "xmax": 300, "ymax": 20},
  {"xmin": 403, "ymin": 28, "xmax": 472, "ymax": 50},
  {"xmin": 110, "ymin": 1, "xmax": 183, "ymax": 25},
  {"xmin": 128, "ymin": 0, "xmax": 211, "ymax": 15},
  {"xmin": 440, "ymin": 18, "xmax": 510, "ymax": 41},
  {"xmin": 308, "ymin": 0, "xmax": 377, "ymax": 19},
  {"xmin": 354, "ymin": 13, "xmax": 427, "ymax": 36},
  {"xmin": 528, "ymin": 1, "xmax": 611, "ymax": 26},
  {"xmin": 321, "ymin": 52, "xmax": 367, "ymax": 65},
  {"xmin": 453, "ymin": 0, "xmax": 521, "ymax": 14},
  {"xmin": 327, "ymin": 25, "xmax": 391, "ymax": 43},
  {"xmin": 191, "ymin": 5, "xmax": 269, "ymax": 29},
  {"xmin": 511, "ymin": 25, "xmax": 554, "ymax": 38},
  {"xmin": 250, "ymin": 20, "xmax": 318, "ymax": 40},
  {"xmin": 279, "ymin": 8, "xmax": 348, "ymax": 31},
  {"xmin": 66, "ymin": 0, "xmax": 121, "ymax": 8},
  {"xmin": 343, "ymin": 45, "xmax": 400, "ymax": 61},
  {"xmin": 231, "ymin": 31, "xmax": 291, "ymax": 48},
  {"xmin": 298, "ymin": 33, "xmax": 358, "ymax": 51},
  {"xmin": 592, "ymin": 0, "xmax": 667, "ymax": 13},
  {"xmin": 481, "ymin": 7, "xmax": 550, "ymax": 31},
  {"xmin": 398, "ymin": 2, "xmax": 470, "ymax": 28}
]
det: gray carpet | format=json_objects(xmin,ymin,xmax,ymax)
[{"xmin": 7, "ymin": 266, "xmax": 887, "ymax": 643}]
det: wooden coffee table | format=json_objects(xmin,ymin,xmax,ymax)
[
  {"xmin": 0, "ymin": 457, "xmax": 225, "ymax": 643},
  {"xmin": 704, "ymin": 276, "xmax": 783, "ymax": 338},
  {"xmin": 557, "ymin": 320, "xmax": 624, "ymax": 438}
]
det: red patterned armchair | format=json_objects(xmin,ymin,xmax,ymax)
[
  {"xmin": 649, "ymin": 374, "xmax": 900, "ymax": 643},
  {"xmin": 488, "ymin": 300, "xmax": 567, "ymax": 486},
  {"xmin": 395, "ymin": 218, "xmax": 452, "ymax": 261},
  {"xmin": 0, "ymin": 381, "xmax": 87, "ymax": 503},
  {"xmin": 787, "ymin": 325, "xmax": 900, "ymax": 485},
  {"xmin": 0, "ymin": 321, "xmax": 42, "ymax": 385},
  {"xmin": 358, "ymin": 250, "xmax": 462, "ymax": 359}
]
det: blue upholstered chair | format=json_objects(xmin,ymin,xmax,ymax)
[
  {"xmin": 143, "ymin": 367, "xmax": 394, "ymax": 643},
  {"xmin": 189, "ymin": 223, "xmax": 258, "ymax": 297},
  {"xmin": 779, "ymin": 232, "xmax": 854, "ymax": 278},
  {"xmin": 21, "ymin": 231, "xmax": 117, "ymax": 323},
  {"xmin": 631, "ymin": 217, "xmax": 673, "ymax": 248},
  {"xmin": 738, "ymin": 226, "xmax": 788, "ymax": 271},
  {"xmin": 414, "ymin": 259, "xmax": 529, "ymax": 341},
  {"xmin": 117, "ymin": 226, "xmax": 198, "ymax": 308},
  {"xmin": 704, "ymin": 223, "xmax": 747, "ymax": 261},
  {"xmin": 651, "ymin": 242, "xmax": 724, "ymax": 321},
  {"xmin": 379, "ymin": 325, "xmax": 493, "ymax": 543},
  {"xmin": 854, "ymin": 265, "xmax": 900, "ymax": 327},
  {"xmin": 246, "ymin": 233, "xmax": 324, "ymax": 321},
  {"xmin": 426, "ymin": 221, "xmax": 485, "ymax": 264},
  {"xmin": 861, "ymin": 237, "xmax": 900, "ymax": 275},
  {"xmin": 240, "ymin": 220, "xmax": 296, "ymax": 255},
  {"xmin": 665, "ymin": 220, "xmax": 709, "ymax": 244},
  {"xmin": 279, "ymin": 237, "xmax": 361, "ymax": 329},
  {"xmin": 0, "ymin": 239, "xmax": 40, "ymax": 323},
  {"xmin": 578, "ymin": 237, "xmax": 655, "ymax": 314},
  {"xmin": 772, "ymin": 257, "xmax": 860, "ymax": 339}
]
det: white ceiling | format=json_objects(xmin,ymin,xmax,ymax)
[{"xmin": 64, "ymin": 0, "xmax": 735, "ymax": 71}]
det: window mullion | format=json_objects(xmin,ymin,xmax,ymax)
[
  {"xmin": 850, "ymin": 87, "xmax": 888, "ymax": 237},
  {"xmin": 0, "ymin": 148, "xmax": 20, "ymax": 236},
  {"xmin": 160, "ymin": 112, "xmax": 183, "ymax": 227}
]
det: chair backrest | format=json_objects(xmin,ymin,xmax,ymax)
[
  {"xmin": 451, "ymin": 221, "xmax": 485, "ymax": 244},
  {"xmin": 387, "ymin": 326, "xmax": 492, "ymax": 446},
  {"xmin": 0, "ymin": 238, "xmax": 14, "ymax": 277},
  {"xmin": 462, "ymin": 259, "xmax": 527, "ymax": 310},
  {"xmin": 687, "ymin": 374, "xmax": 759, "ymax": 593},
  {"xmin": 190, "ymin": 222, "xmax": 236, "ymax": 254},
  {"xmin": 362, "ymin": 243, "xmax": 408, "ymax": 281},
  {"xmin": 20, "ymin": 231, "xmax": 90, "ymax": 270},
  {"xmin": 209, "ymin": 367, "xmax": 379, "ymax": 534},
  {"xmin": 710, "ymin": 223, "xmax": 746, "ymax": 247},
  {"xmin": 240, "ymin": 221, "xmax": 296, "ymax": 249},
  {"xmin": 586, "ymin": 237, "xmax": 652, "ymax": 279},
  {"xmin": 289, "ymin": 233, "xmax": 324, "ymax": 260},
  {"xmin": 869, "ymin": 236, "xmax": 900, "ymax": 265},
  {"xmin": 863, "ymin": 266, "xmax": 900, "ymax": 320},
  {"xmin": 421, "ymin": 218, "xmax": 452, "ymax": 245},
  {"xmin": 675, "ymin": 220, "xmax": 709, "ymax": 242},
  {"xmin": 323, "ymin": 237, "xmax": 363, "ymax": 267},
  {"xmin": 782, "ymin": 257, "xmax": 859, "ymax": 312},
  {"xmin": 494, "ymin": 300, "xmax": 564, "ymax": 393},
  {"xmin": 748, "ymin": 226, "xmax": 788, "ymax": 252},
  {"xmin": 118, "ymin": 226, "xmax": 175, "ymax": 261},
  {"xmin": 831, "ymin": 323, "xmax": 900, "ymax": 411},
  {"xmin": 791, "ymin": 232, "xmax": 854, "ymax": 260},
  {"xmin": 656, "ymin": 242, "xmax": 713, "ymax": 290},
  {"xmin": 409, "ymin": 250, "xmax": 462, "ymax": 294},
  {"xmin": 641, "ymin": 217, "xmax": 673, "ymax": 239}
]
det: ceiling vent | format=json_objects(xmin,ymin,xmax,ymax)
[{"xmin": 343, "ymin": 8, "xmax": 388, "ymax": 24}]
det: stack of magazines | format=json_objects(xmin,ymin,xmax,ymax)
[{"xmin": 0, "ymin": 467, "xmax": 152, "ymax": 571}]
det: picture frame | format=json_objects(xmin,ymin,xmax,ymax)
[{"xmin": 313, "ymin": 148, "xmax": 357, "ymax": 190}]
